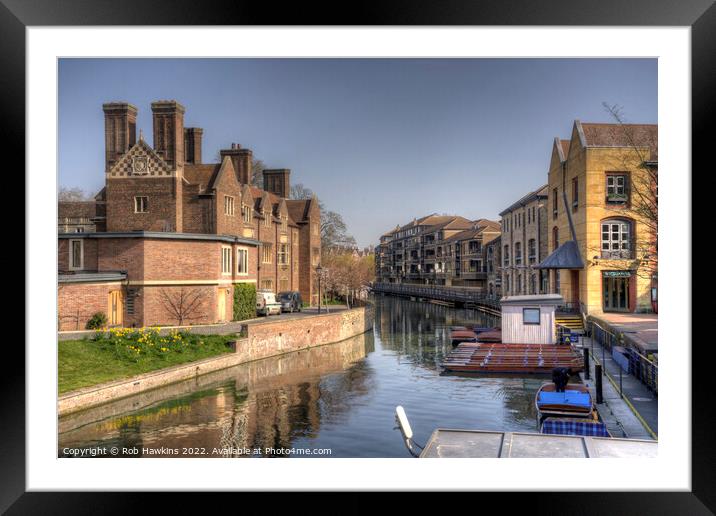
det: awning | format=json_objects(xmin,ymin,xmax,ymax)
[{"xmin": 535, "ymin": 240, "xmax": 584, "ymax": 270}]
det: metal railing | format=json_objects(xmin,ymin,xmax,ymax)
[
  {"xmin": 556, "ymin": 301, "xmax": 581, "ymax": 314},
  {"xmin": 588, "ymin": 320, "xmax": 658, "ymax": 395},
  {"xmin": 370, "ymin": 282, "xmax": 501, "ymax": 311}
]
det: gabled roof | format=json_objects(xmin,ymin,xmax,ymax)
[
  {"xmin": 535, "ymin": 240, "xmax": 584, "ymax": 270},
  {"xmin": 107, "ymin": 138, "xmax": 173, "ymax": 177},
  {"xmin": 184, "ymin": 157, "xmax": 239, "ymax": 193},
  {"xmin": 94, "ymin": 187, "xmax": 106, "ymax": 201},
  {"xmin": 286, "ymin": 197, "xmax": 317, "ymax": 224},
  {"xmin": 424, "ymin": 216, "xmax": 474, "ymax": 233},
  {"xmin": 473, "ymin": 218, "xmax": 501, "ymax": 231},
  {"xmin": 393, "ymin": 214, "xmax": 468, "ymax": 234},
  {"xmin": 249, "ymin": 186, "xmax": 281, "ymax": 206},
  {"xmin": 183, "ymin": 163, "xmax": 220, "ymax": 188},
  {"xmin": 58, "ymin": 201, "xmax": 98, "ymax": 219},
  {"xmin": 442, "ymin": 223, "xmax": 498, "ymax": 244},
  {"xmin": 499, "ymin": 185, "xmax": 549, "ymax": 216},
  {"xmin": 559, "ymin": 139, "xmax": 571, "ymax": 161},
  {"xmin": 577, "ymin": 121, "xmax": 658, "ymax": 160}
]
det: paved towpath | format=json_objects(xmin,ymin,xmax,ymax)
[
  {"xmin": 577, "ymin": 335, "xmax": 657, "ymax": 439},
  {"xmin": 593, "ymin": 312, "xmax": 658, "ymax": 353}
]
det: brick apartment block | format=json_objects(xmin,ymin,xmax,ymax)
[
  {"xmin": 58, "ymin": 100, "xmax": 320, "ymax": 330},
  {"xmin": 375, "ymin": 215, "xmax": 501, "ymax": 292},
  {"xmin": 375, "ymin": 118, "xmax": 657, "ymax": 317}
]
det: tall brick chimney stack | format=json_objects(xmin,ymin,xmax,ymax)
[
  {"xmin": 220, "ymin": 143, "xmax": 253, "ymax": 184},
  {"xmin": 151, "ymin": 100, "xmax": 185, "ymax": 170},
  {"xmin": 102, "ymin": 102, "xmax": 137, "ymax": 172},
  {"xmin": 263, "ymin": 169, "xmax": 291, "ymax": 199},
  {"xmin": 184, "ymin": 127, "xmax": 203, "ymax": 164}
]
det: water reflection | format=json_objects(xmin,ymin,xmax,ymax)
[
  {"xmin": 59, "ymin": 296, "xmax": 545, "ymax": 458},
  {"xmin": 59, "ymin": 332, "xmax": 374, "ymax": 457}
]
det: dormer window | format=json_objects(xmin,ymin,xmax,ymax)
[
  {"xmin": 224, "ymin": 195, "xmax": 235, "ymax": 216},
  {"xmin": 242, "ymin": 204, "xmax": 252, "ymax": 223}
]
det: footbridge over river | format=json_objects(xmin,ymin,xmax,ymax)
[{"xmin": 370, "ymin": 283, "xmax": 501, "ymax": 316}]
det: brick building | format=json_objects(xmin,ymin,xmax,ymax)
[
  {"xmin": 537, "ymin": 121, "xmax": 657, "ymax": 314},
  {"xmin": 374, "ymin": 214, "xmax": 500, "ymax": 290},
  {"xmin": 58, "ymin": 100, "xmax": 320, "ymax": 330},
  {"xmin": 485, "ymin": 235, "xmax": 502, "ymax": 299},
  {"xmin": 498, "ymin": 185, "xmax": 549, "ymax": 296}
]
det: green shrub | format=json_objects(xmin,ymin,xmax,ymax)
[
  {"xmin": 86, "ymin": 312, "xmax": 108, "ymax": 330},
  {"xmin": 233, "ymin": 283, "xmax": 256, "ymax": 321}
]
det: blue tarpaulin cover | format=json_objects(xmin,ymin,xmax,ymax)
[{"xmin": 537, "ymin": 390, "xmax": 592, "ymax": 409}]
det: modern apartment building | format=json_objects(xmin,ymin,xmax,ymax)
[{"xmin": 375, "ymin": 215, "xmax": 500, "ymax": 290}]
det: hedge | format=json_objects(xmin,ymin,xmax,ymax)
[{"xmin": 233, "ymin": 283, "xmax": 256, "ymax": 321}]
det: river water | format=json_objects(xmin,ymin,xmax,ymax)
[{"xmin": 59, "ymin": 295, "xmax": 548, "ymax": 458}]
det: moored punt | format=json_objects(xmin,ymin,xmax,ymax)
[
  {"xmin": 535, "ymin": 383, "xmax": 594, "ymax": 424},
  {"xmin": 442, "ymin": 342, "xmax": 584, "ymax": 374},
  {"xmin": 473, "ymin": 326, "xmax": 493, "ymax": 334},
  {"xmin": 450, "ymin": 329, "xmax": 478, "ymax": 346},
  {"xmin": 476, "ymin": 328, "xmax": 502, "ymax": 343}
]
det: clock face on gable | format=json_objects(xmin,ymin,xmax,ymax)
[{"xmin": 132, "ymin": 156, "xmax": 149, "ymax": 175}]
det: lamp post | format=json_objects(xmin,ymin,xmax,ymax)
[{"xmin": 316, "ymin": 264, "xmax": 323, "ymax": 314}]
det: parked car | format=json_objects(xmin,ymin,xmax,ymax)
[
  {"xmin": 256, "ymin": 290, "xmax": 281, "ymax": 316},
  {"xmin": 277, "ymin": 291, "xmax": 302, "ymax": 313}
]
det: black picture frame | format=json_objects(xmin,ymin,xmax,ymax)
[{"xmin": 3, "ymin": 0, "xmax": 708, "ymax": 512}]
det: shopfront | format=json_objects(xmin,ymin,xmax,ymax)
[{"xmin": 602, "ymin": 270, "xmax": 634, "ymax": 312}]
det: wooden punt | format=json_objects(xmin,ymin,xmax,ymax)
[
  {"xmin": 535, "ymin": 383, "xmax": 594, "ymax": 424},
  {"xmin": 442, "ymin": 342, "xmax": 584, "ymax": 374},
  {"xmin": 476, "ymin": 329, "xmax": 502, "ymax": 343},
  {"xmin": 450, "ymin": 329, "xmax": 478, "ymax": 346}
]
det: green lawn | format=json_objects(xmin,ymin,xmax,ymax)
[{"xmin": 58, "ymin": 332, "xmax": 236, "ymax": 394}]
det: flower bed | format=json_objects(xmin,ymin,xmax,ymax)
[
  {"xmin": 59, "ymin": 329, "xmax": 238, "ymax": 394},
  {"xmin": 93, "ymin": 327, "xmax": 225, "ymax": 362}
]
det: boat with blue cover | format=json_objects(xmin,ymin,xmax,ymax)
[{"xmin": 535, "ymin": 382, "xmax": 594, "ymax": 424}]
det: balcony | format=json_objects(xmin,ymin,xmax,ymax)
[
  {"xmin": 600, "ymin": 249, "xmax": 635, "ymax": 260},
  {"xmin": 606, "ymin": 192, "xmax": 628, "ymax": 204},
  {"xmin": 460, "ymin": 271, "xmax": 487, "ymax": 280}
]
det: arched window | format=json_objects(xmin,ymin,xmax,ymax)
[
  {"xmin": 552, "ymin": 226, "xmax": 559, "ymax": 252},
  {"xmin": 601, "ymin": 218, "xmax": 633, "ymax": 259}
]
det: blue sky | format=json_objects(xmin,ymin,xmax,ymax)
[{"xmin": 59, "ymin": 58, "xmax": 657, "ymax": 247}]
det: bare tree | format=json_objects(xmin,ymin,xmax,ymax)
[
  {"xmin": 58, "ymin": 186, "xmax": 90, "ymax": 201},
  {"xmin": 320, "ymin": 248, "xmax": 375, "ymax": 307},
  {"xmin": 290, "ymin": 182, "xmax": 314, "ymax": 200},
  {"xmin": 589, "ymin": 103, "xmax": 658, "ymax": 280},
  {"xmin": 159, "ymin": 288, "xmax": 207, "ymax": 326},
  {"xmin": 250, "ymin": 158, "xmax": 265, "ymax": 187},
  {"xmin": 291, "ymin": 183, "xmax": 357, "ymax": 252}
]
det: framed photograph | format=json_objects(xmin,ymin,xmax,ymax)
[{"xmin": 5, "ymin": 0, "xmax": 709, "ymax": 511}]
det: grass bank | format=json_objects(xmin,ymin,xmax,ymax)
[{"xmin": 59, "ymin": 328, "xmax": 237, "ymax": 394}]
